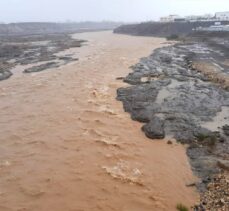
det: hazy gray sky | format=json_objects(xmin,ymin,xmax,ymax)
[{"xmin": 0, "ymin": 0, "xmax": 228, "ymax": 23}]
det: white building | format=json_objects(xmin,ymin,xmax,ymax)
[
  {"xmin": 202, "ymin": 14, "xmax": 214, "ymax": 19},
  {"xmin": 196, "ymin": 21, "xmax": 229, "ymax": 31},
  {"xmin": 215, "ymin": 11, "xmax": 229, "ymax": 20},
  {"xmin": 185, "ymin": 14, "xmax": 214, "ymax": 22},
  {"xmin": 160, "ymin": 15, "xmax": 180, "ymax": 22},
  {"xmin": 185, "ymin": 15, "xmax": 201, "ymax": 21}
]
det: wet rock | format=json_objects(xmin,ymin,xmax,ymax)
[
  {"xmin": 58, "ymin": 56, "xmax": 78, "ymax": 63},
  {"xmin": 117, "ymin": 84, "xmax": 159, "ymax": 117},
  {"xmin": 217, "ymin": 160, "xmax": 229, "ymax": 171},
  {"xmin": 186, "ymin": 182, "xmax": 196, "ymax": 187},
  {"xmin": 167, "ymin": 140, "xmax": 173, "ymax": 145},
  {"xmin": 117, "ymin": 40, "xmax": 229, "ymax": 188},
  {"xmin": 218, "ymin": 136, "xmax": 226, "ymax": 143},
  {"xmin": 160, "ymin": 55, "xmax": 172, "ymax": 64},
  {"xmin": 24, "ymin": 62, "xmax": 60, "ymax": 73},
  {"xmin": 116, "ymin": 77, "xmax": 125, "ymax": 80},
  {"xmin": 0, "ymin": 70, "xmax": 12, "ymax": 81},
  {"xmin": 222, "ymin": 125, "xmax": 229, "ymax": 136},
  {"xmin": 0, "ymin": 34, "xmax": 84, "ymax": 80},
  {"xmin": 142, "ymin": 116, "xmax": 165, "ymax": 139}
]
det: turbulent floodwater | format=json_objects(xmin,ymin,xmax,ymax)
[{"xmin": 0, "ymin": 31, "xmax": 198, "ymax": 211}]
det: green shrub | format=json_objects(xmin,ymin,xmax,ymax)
[
  {"xmin": 176, "ymin": 203, "xmax": 189, "ymax": 211},
  {"xmin": 196, "ymin": 133, "xmax": 217, "ymax": 147}
]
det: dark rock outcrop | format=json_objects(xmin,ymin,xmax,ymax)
[
  {"xmin": 24, "ymin": 62, "xmax": 59, "ymax": 73},
  {"xmin": 222, "ymin": 125, "xmax": 229, "ymax": 136},
  {"xmin": 0, "ymin": 34, "xmax": 84, "ymax": 79},
  {"xmin": 142, "ymin": 117, "xmax": 165, "ymax": 139},
  {"xmin": 117, "ymin": 36, "xmax": 229, "ymax": 189},
  {"xmin": 0, "ymin": 70, "xmax": 12, "ymax": 81}
]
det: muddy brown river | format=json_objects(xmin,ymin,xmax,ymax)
[{"xmin": 0, "ymin": 31, "xmax": 199, "ymax": 211}]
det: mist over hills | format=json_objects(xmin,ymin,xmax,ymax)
[{"xmin": 0, "ymin": 21, "xmax": 123, "ymax": 36}]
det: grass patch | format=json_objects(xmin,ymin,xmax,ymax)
[
  {"xmin": 195, "ymin": 133, "xmax": 217, "ymax": 147},
  {"xmin": 176, "ymin": 203, "xmax": 189, "ymax": 211}
]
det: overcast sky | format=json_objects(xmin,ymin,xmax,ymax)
[{"xmin": 0, "ymin": 0, "xmax": 228, "ymax": 23}]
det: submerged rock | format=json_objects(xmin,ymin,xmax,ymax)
[
  {"xmin": 24, "ymin": 62, "xmax": 60, "ymax": 73},
  {"xmin": 0, "ymin": 70, "xmax": 12, "ymax": 81},
  {"xmin": 58, "ymin": 56, "xmax": 79, "ymax": 63}
]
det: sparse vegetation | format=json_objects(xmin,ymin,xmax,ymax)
[
  {"xmin": 195, "ymin": 133, "xmax": 209, "ymax": 142},
  {"xmin": 176, "ymin": 203, "xmax": 189, "ymax": 211},
  {"xmin": 195, "ymin": 133, "xmax": 218, "ymax": 147},
  {"xmin": 167, "ymin": 34, "xmax": 179, "ymax": 40}
]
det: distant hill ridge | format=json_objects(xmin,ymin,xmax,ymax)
[
  {"xmin": 114, "ymin": 21, "xmax": 229, "ymax": 37},
  {"xmin": 0, "ymin": 22, "xmax": 122, "ymax": 36}
]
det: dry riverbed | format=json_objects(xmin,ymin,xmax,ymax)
[{"xmin": 0, "ymin": 31, "xmax": 199, "ymax": 211}]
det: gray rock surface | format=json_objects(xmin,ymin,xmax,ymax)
[
  {"xmin": 0, "ymin": 34, "xmax": 84, "ymax": 79},
  {"xmin": 24, "ymin": 62, "xmax": 60, "ymax": 73},
  {"xmin": 142, "ymin": 116, "xmax": 165, "ymax": 139},
  {"xmin": 117, "ymin": 38, "xmax": 229, "ymax": 189},
  {"xmin": 222, "ymin": 125, "xmax": 229, "ymax": 136},
  {"xmin": 0, "ymin": 70, "xmax": 12, "ymax": 81}
]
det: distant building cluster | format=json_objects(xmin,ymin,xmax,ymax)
[
  {"xmin": 215, "ymin": 12, "xmax": 229, "ymax": 21},
  {"xmin": 160, "ymin": 11, "xmax": 229, "ymax": 22},
  {"xmin": 160, "ymin": 15, "xmax": 185, "ymax": 22},
  {"xmin": 196, "ymin": 23, "xmax": 229, "ymax": 32}
]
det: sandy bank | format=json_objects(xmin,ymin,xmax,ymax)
[
  {"xmin": 193, "ymin": 61, "xmax": 229, "ymax": 90},
  {"xmin": 0, "ymin": 31, "xmax": 198, "ymax": 211}
]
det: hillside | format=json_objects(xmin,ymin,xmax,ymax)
[
  {"xmin": 114, "ymin": 21, "xmax": 229, "ymax": 37},
  {"xmin": 0, "ymin": 22, "xmax": 122, "ymax": 36}
]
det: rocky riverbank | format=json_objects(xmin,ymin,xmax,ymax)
[
  {"xmin": 0, "ymin": 34, "xmax": 85, "ymax": 80},
  {"xmin": 117, "ymin": 34, "xmax": 229, "ymax": 210}
]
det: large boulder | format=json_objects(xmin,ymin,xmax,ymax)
[
  {"xmin": 0, "ymin": 70, "xmax": 12, "ymax": 81},
  {"xmin": 217, "ymin": 159, "xmax": 229, "ymax": 171},
  {"xmin": 142, "ymin": 116, "xmax": 165, "ymax": 139},
  {"xmin": 222, "ymin": 125, "xmax": 229, "ymax": 136}
]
